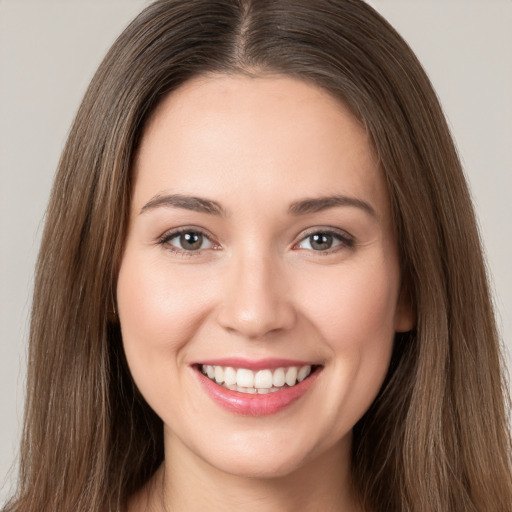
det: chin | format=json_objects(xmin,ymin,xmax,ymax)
[
  {"xmin": 203, "ymin": 448, "xmax": 311, "ymax": 479},
  {"xmin": 182, "ymin": 424, "xmax": 347, "ymax": 480}
]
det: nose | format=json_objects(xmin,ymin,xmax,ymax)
[{"xmin": 216, "ymin": 251, "xmax": 296, "ymax": 339}]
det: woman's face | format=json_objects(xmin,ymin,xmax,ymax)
[{"xmin": 117, "ymin": 74, "xmax": 412, "ymax": 478}]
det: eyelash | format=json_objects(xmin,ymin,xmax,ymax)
[
  {"xmin": 294, "ymin": 228, "xmax": 355, "ymax": 254},
  {"xmin": 157, "ymin": 227, "xmax": 355, "ymax": 256},
  {"xmin": 158, "ymin": 228, "xmax": 218, "ymax": 256}
]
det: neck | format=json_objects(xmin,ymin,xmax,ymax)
[{"xmin": 130, "ymin": 430, "xmax": 361, "ymax": 512}]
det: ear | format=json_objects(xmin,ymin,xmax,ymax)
[{"xmin": 394, "ymin": 280, "xmax": 415, "ymax": 333}]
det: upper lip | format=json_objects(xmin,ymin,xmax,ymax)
[{"xmin": 193, "ymin": 357, "xmax": 320, "ymax": 371}]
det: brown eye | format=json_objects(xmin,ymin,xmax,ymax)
[
  {"xmin": 163, "ymin": 230, "xmax": 213, "ymax": 252},
  {"xmin": 296, "ymin": 230, "xmax": 354, "ymax": 252},
  {"xmin": 179, "ymin": 232, "xmax": 203, "ymax": 250},
  {"xmin": 309, "ymin": 233, "xmax": 334, "ymax": 251}
]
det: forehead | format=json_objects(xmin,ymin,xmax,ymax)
[{"xmin": 132, "ymin": 74, "xmax": 388, "ymax": 218}]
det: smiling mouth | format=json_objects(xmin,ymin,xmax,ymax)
[{"xmin": 199, "ymin": 364, "xmax": 318, "ymax": 394}]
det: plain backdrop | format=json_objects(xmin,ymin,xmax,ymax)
[{"xmin": 1, "ymin": 0, "xmax": 511, "ymax": 503}]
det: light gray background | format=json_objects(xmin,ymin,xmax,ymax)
[{"xmin": 1, "ymin": 0, "xmax": 511, "ymax": 503}]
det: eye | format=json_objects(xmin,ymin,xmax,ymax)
[
  {"xmin": 160, "ymin": 229, "xmax": 215, "ymax": 253},
  {"xmin": 296, "ymin": 230, "xmax": 354, "ymax": 252}
]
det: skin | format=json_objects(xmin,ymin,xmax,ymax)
[{"xmin": 117, "ymin": 74, "xmax": 413, "ymax": 511}]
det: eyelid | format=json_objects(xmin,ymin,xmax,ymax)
[
  {"xmin": 156, "ymin": 225, "xmax": 354, "ymax": 256},
  {"xmin": 158, "ymin": 226, "xmax": 220, "ymax": 255},
  {"xmin": 293, "ymin": 226, "xmax": 355, "ymax": 252}
]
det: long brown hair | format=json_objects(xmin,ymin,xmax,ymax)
[{"xmin": 7, "ymin": 1, "xmax": 511, "ymax": 511}]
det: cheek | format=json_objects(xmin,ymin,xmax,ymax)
[
  {"xmin": 115, "ymin": 250, "xmax": 217, "ymax": 400},
  {"xmin": 117, "ymin": 251, "xmax": 211, "ymax": 346},
  {"xmin": 296, "ymin": 257, "xmax": 399, "ymax": 418},
  {"xmin": 299, "ymin": 259, "xmax": 400, "ymax": 347}
]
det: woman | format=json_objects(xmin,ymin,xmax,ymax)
[{"xmin": 5, "ymin": 0, "xmax": 512, "ymax": 511}]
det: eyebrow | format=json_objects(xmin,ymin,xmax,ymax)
[
  {"xmin": 140, "ymin": 193, "xmax": 376, "ymax": 218},
  {"xmin": 288, "ymin": 195, "xmax": 377, "ymax": 218},
  {"xmin": 140, "ymin": 194, "xmax": 226, "ymax": 216}
]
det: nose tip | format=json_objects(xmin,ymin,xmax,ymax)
[
  {"xmin": 218, "ymin": 298, "xmax": 296, "ymax": 339},
  {"xmin": 216, "ymin": 257, "xmax": 296, "ymax": 339}
]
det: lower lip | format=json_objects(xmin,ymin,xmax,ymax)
[{"xmin": 195, "ymin": 367, "xmax": 320, "ymax": 416}]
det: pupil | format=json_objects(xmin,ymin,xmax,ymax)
[
  {"xmin": 181, "ymin": 232, "xmax": 202, "ymax": 250},
  {"xmin": 311, "ymin": 233, "xmax": 332, "ymax": 250}
]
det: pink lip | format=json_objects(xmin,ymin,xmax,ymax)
[
  {"xmin": 196, "ymin": 357, "xmax": 313, "ymax": 371},
  {"xmin": 194, "ymin": 365, "xmax": 321, "ymax": 416}
]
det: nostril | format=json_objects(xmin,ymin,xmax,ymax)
[{"xmin": 216, "ymin": 291, "xmax": 297, "ymax": 339}]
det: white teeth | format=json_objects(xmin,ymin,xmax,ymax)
[
  {"xmin": 224, "ymin": 366, "xmax": 237, "ymax": 386},
  {"xmin": 237, "ymin": 386, "xmax": 256, "ymax": 394},
  {"xmin": 297, "ymin": 365, "xmax": 311, "ymax": 382},
  {"xmin": 236, "ymin": 368, "xmax": 254, "ymax": 388},
  {"xmin": 285, "ymin": 366, "xmax": 298, "ymax": 386},
  {"xmin": 254, "ymin": 369, "xmax": 273, "ymax": 389},
  {"xmin": 201, "ymin": 364, "xmax": 314, "ymax": 393},
  {"xmin": 272, "ymin": 368, "xmax": 285, "ymax": 387},
  {"xmin": 214, "ymin": 366, "xmax": 224, "ymax": 384}
]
